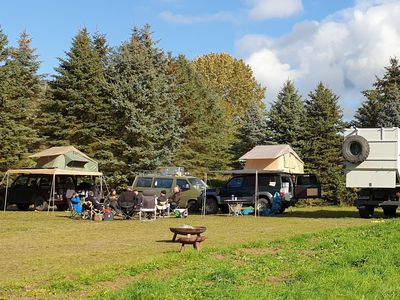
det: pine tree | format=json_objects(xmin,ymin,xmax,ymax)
[
  {"xmin": 42, "ymin": 28, "xmax": 113, "ymax": 168},
  {"xmin": 108, "ymin": 25, "xmax": 182, "ymax": 182},
  {"xmin": 168, "ymin": 55, "xmax": 231, "ymax": 174},
  {"xmin": 302, "ymin": 83, "xmax": 344, "ymax": 204},
  {"xmin": 267, "ymin": 80, "xmax": 305, "ymax": 154},
  {"xmin": 0, "ymin": 30, "xmax": 43, "ymax": 172},
  {"xmin": 354, "ymin": 58, "xmax": 400, "ymax": 127}
]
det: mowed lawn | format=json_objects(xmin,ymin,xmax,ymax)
[{"xmin": 0, "ymin": 206, "xmax": 383, "ymax": 299}]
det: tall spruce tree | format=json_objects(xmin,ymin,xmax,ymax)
[
  {"xmin": 108, "ymin": 25, "xmax": 182, "ymax": 181},
  {"xmin": 267, "ymin": 80, "xmax": 305, "ymax": 153},
  {"xmin": 42, "ymin": 28, "xmax": 113, "ymax": 169},
  {"xmin": 0, "ymin": 30, "xmax": 43, "ymax": 173},
  {"xmin": 169, "ymin": 55, "xmax": 231, "ymax": 173},
  {"xmin": 354, "ymin": 58, "xmax": 400, "ymax": 127},
  {"xmin": 302, "ymin": 83, "xmax": 344, "ymax": 204}
]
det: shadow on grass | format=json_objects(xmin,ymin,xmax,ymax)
[{"xmin": 283, "ymin": 209, "xmax": 385, "ymax": 219}]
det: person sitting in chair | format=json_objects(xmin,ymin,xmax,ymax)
[
  {"xmin": 118, "ymin": 187, "xmax": 137, "ymax": 218},
  {"xmin": 108, "ymin": 189, "xmax": 122, "ymax": 215},
  {"xmin": 168, "ymin": 186, "xmax": 181, "ymax": 210},
  {"xmin": 156, "ymin": 190, "xmax": 169, "ymax": 216},
  {"xmin": 86, "ymin": 190, "xmax": 103, "ymax": 210},
  {"xmin": 70, "ymin": 192, "xmax": 82, "ymax": 214}
]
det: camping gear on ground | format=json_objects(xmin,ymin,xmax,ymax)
[
  {"xmin": 242, "ymin": 207, "xmax": 255, "ymax": 215},
  {"xmin": 174, "ymin": 208, "xmax": 188, "ymax": 218},
  {"xmin": 259, "ymin": 192, "xmax": 282, "ymax": 216},
  {"xmin": 103, "ymin": 211, "xmax": 113, "ymax": 221},
  {"xmin": 94, "ymin": 212, "xmax": 103, "ymax": 222}
]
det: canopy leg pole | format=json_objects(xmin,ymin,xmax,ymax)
[
  {"xmin": 47, "ymin": 176, "xmax": 53, "ymax": 215},
  {"xmin": 100, "ymin": 176, "xmax": 103, "ymax": 199},
  {"xmin": 52, "ymin": 174, "xmax": 56, "ymax": 213},
  {"xmin": 4, "ymin": 172, "xmax": 9, "ymax": 212},
  {"xmin": 255, "ymin": 170, "xmax": 258, "ymax": 218},
  {"xmin": 202, "ymin": 173, "xmax": 207, "ymax": 217}
]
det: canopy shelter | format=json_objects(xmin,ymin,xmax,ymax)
[
  {"xmin": 1, "ymin": 146, "xmax": 104, "ymax": 212},
  {"xmin": 239, "ymin": 145, "xmax": 304, "ymax": 174}
]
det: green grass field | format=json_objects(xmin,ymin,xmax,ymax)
[{"xmin": 0, "ymin": 206, "xmax": 391, "ymax": 299}]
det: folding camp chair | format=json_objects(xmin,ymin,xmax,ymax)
[{"xmin": 140, "ymin": 191, "xmax": 157, "ymax": 221}]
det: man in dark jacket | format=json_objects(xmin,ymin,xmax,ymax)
[{"xmin": 168, "ymin": 186, "xmax": 181, "ymax": 210}]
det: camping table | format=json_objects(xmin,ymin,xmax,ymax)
[
  {"xmin": 169, "ymin": 226, "xmax": 207, "ymax": 242},
  {"xmin": 224, "ymin": 199, "xmax": 247, "ymax": 216}
]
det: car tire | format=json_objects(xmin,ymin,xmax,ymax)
[
  {"xmin": 187, "ymin": 201, "xmax": 200, "ymax": 214},
  {"xmin": 16, "ymin": 203, "xmax": 30, "ymax": 211},
  {"xmin": 34, "ymin": 196, "xmax": 48, "ymax": 211},
  {"xmin": 358, "ymin": 206, "xmax": 374, "ymax": 218},
  {"xmin": 342, "ymin": 135, "xmax": 370, "ymax": 164},
  {"xmin": 256, "ymin": 197, "xmax": 272, "ymax": 211},
  {"xmin": 205, "ymin": 197, "xmax": 218, "ymax": 214},
  {"xmin": 382, "ymin": 206, "xmax": 397, "ymax": 218}
]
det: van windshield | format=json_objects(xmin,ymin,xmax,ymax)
[{"xmin": 188, "ymin": 177, "xmax": 207, "ymax": 189}]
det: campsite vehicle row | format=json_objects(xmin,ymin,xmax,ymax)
[{"xmin": 203, "ymin": 170, "xmax": 321, "ymax": 214}]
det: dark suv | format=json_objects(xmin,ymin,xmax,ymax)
[
  {"xmin": 0, "ymin": 174, "xmax": 83, "ymax": 211},
  {"xmin": 202, "ymin": 171, "xmax": 321, "ymax": 214}
]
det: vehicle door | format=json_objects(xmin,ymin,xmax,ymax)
[
  {"xmin": 219, "ymin": 176, "xmax": 244, "ymax": 201},
  {"xmin": 176, "ymin": 178, "xmax": 193, "ymax": 206},
  {"xmin": 9, "ymin": 175, "xmax": 38, "ymax": 204},
  {"xmin": 258, "ymin": 173, "xmax": 280, "ymax": 196},
  {"xmin": 240, "ymin": 175, "xmax": 256, "ymax": 202},
  {"xmin": 294, "ymin": 174, "xmax": 321, "ymax": 199}
]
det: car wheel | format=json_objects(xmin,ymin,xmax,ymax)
[
  {"xmin": 34, "ymin": 196, "xmax": 48, "ymax": 211},
  {"xmin": 187, "ymin": 201, "xmax": 200, "ymax": 214},
  {"xmin": 382, "ymin": 206, "xmax": 397, "ymax": 218},
  {"xmin": 205, "ymin": 197, "xmax": 218, "ymax": 214},
  {"xmin": 358, "ymin": 206, "xmax": 374, "ymax": 218},
  {"xmin": 16, "ymin": 203, "xmax": 30, "ymax": 211},
  {"xmin": 256, "ymin": 197, "xmax": 271, "ymax": 211}
]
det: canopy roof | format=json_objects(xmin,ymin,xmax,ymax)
[
  {"xmin": 239, "ymin": 145, "xmax": 303, "ymax": 163},
  {"xmin": 6, "ymin": 168, "xmax": 102, "ymax": 176}
]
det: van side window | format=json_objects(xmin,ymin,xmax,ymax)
[
  {"xmin": 13, "ymin": 176, "xmax": 29, "ymax": 186},
  {"xmin": 153, "ymin": 178, "xmax": 173, "ymax": 189},
  {"xmin": 227, "ymin": 177, "xmax": 243, "ymax": 188},
  {"xmin": 136, "ymin": 177, "xmax": 152, "ymax": 187},
  {"xmin": 259, "ymin": 174, "xmax": 278, "ymax": 187}
]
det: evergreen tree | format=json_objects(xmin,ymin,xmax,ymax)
[
  {"xmin": 302, "ymin": 83, "xmax": 344, "ymax": 204},
  {"xmin": 42, "ymin": 28, "xmax": 113, "ymax": 170},
  {"xmin": 231, "ymin": 105, "xmax": 269, "ymax": 167},
  {"xmin": 268, "ymin": 80, "xmax": 305, "ymax": 154},
  {"xmin": 108, "ymin": 25, "xmax": 182, "ymax": 181},
  {"xmin": 169, "ymin": 55, "xmax": 231, "ymax": 173},
  {"xmin": 0, "ymin": 30, "xmax": 43, "ymax": 173},
  {"xmin": 355, "ymin": 58, "xmax": 400, "ymax": 127}
]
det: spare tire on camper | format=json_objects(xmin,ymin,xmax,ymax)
[{"xmin": 342, "ymin": 135, "xmax": 370, "ymax": 163}]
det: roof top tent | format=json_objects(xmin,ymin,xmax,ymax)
[
  {"xmin": 1, "ymin": 146, "xmax": 104, "ymax": 212},
  {"xmin": 239, "ymin": 145, "xmax": 304, "ymax": 174}
]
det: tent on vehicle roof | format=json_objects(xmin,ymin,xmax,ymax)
[
  {"xmin": 239, "ymin": 145, "xmax": 304, "ymax": 174},
  {"xmin": 29, "ymin": 146, "xmax": 99, "ymax": 172}
]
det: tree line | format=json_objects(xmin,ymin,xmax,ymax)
[{"xmin": 0, "ymin": 24, "xmax": 399, "ymax": 204}]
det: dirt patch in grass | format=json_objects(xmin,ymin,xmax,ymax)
[{"xmin": 239, "ymin": 247, "xmax": 283, "ymax": 255}]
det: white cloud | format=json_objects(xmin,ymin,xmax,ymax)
[
  {"xmin": 237, "ymin": 1, "xmax": 400, "ymax": 118},
  {"xmin": 159, "ymin": 11, "xmax": 237, "ymax": 24},
  {"xmin": 247, "ymin": 0, "xmax": 303, "ymax": 20}
]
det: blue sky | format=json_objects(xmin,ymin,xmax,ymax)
[{"xmin": 1, "ymin": 0, "xmax": 399, "ymax": 118}]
